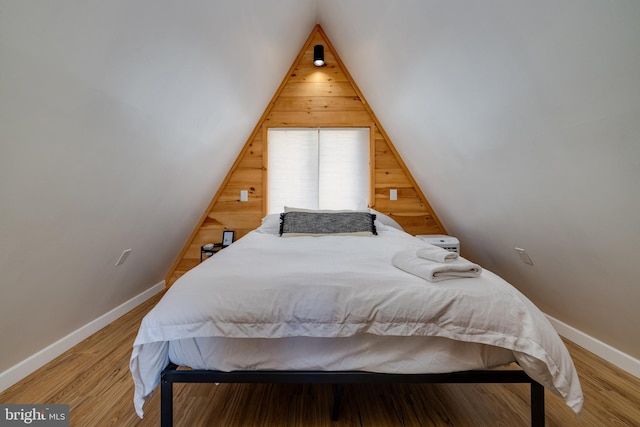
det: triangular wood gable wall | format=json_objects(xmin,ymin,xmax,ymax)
[{"xmin": 166, "ymin": 25, "xmax": 446, "ymax": 286}]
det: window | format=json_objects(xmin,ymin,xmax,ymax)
[{"xmin": 267, "ymin": 128, "xmax": 370, "ymax": 213}]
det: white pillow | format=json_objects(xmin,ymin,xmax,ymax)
[
  {"xmin": 369, "ymin": 209, "xmax": 404, "ymax": 231},
  {"xmin": 258, "ymin": 214, "xmax": 281, "ymax": 233}
]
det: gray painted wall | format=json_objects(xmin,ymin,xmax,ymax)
[
  {"xmin": 0, "ymin": 0, "xmax": 316, "ymax": 375},
  {"xmin": 319, "ymin": 0, "xmax": 640, "ymax": 358}
]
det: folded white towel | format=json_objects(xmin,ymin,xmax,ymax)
[
  {"xmin": 416, "ymin": 245, "xmax": 458, "ymax": 263},
  {"xmin": 392, "ymin": 250, "xmax": 482, "ymax": 282}
]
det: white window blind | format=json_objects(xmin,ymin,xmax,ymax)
[{"xmin": 267, "ymin": 128, "xmax": 370, "ymax": 214}]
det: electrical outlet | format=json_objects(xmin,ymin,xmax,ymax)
[
  {"xmin": 116, "ymin": 249, "xmax": 132, "ymax": 266},
  {"xmin": 514, "ymin": 247, "xmax": 534, "ymax": 265},
  {"xmin": 240, "ymin": 190, "xmax": 248, "ymax": 202},
  {"xmin": 390, "ymin": 189, "xmax": 398, "ymax": 201}
]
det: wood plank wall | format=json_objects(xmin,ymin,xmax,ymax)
[{"xmin": 166, "ymin": 25, "xmax": 446, "ymax": 286}]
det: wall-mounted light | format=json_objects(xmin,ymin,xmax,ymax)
[{"xmin": 313, "ymin": 45, "xmax": 325, "ymax": 67}]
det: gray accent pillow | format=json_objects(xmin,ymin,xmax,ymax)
[{"xmin": 279, "ymin": 211, "xmax": 377, "ymax": 237}]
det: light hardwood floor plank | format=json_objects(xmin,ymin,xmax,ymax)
[{"xmin": 1, "ymin": 292, "xmax": 639, "ymax": 426}]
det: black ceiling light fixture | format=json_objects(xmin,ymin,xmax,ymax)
[{"xmin": 313, "ymin": 45, "xmax": 325, "ymax": 67}]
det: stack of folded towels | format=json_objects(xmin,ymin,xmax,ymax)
[{"xmin": 392, "ymin": 244, "xmax": 482, "ymax": 282}]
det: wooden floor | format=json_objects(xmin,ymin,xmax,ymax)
[{"xmin": 2, "ymin": 292, "xmax": 639, "ymax": 426}]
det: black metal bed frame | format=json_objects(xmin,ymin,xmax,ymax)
[{"xmin": 160, "ymin": 364, "xmax": 545, "ymax": 426}]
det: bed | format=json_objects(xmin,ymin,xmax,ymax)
[{"xmin": 130, "ymin": 210, "xmax": 583, "ymax": 426}]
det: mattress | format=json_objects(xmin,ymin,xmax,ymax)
[
  {"xmin": 130, "ymin": 216, "xmax": 583, "ymax": 417},
  {"xmin": 168, "ymin": 335, "xmax": 516, "ymax": 374}
]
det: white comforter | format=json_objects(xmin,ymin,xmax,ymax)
[{"xmin": 130, "ymin": 224, "xmax": 583, "ymax": 417}]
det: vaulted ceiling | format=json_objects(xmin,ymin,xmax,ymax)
[{"xmin": 1, "ymin": 0, "xmax": 639, "ymax": 381}]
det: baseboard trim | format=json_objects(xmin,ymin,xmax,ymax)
[
  {"xmin": 546, "ymin": 314, "xmax": 640, "ymax": 379},
  {"xmin": 0, "ymin": 281, "xmax": 165, "ymax": 393}
]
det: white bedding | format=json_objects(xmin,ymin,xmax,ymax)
[
  {"xmin": 130, "ymin": 223, "xmax": 583, "ymax": 417},
  {"xmin": 167, "ymin": 335, "xmax": 516, "ymax": 377}
]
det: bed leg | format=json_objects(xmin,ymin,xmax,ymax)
[
  {"xmin": 530, "ymin": 381, "xmax": 545, "ymax": 427},
  {"xmin": 161, "ymin": 376, "xmax": 174, "ymax": 427},
  {"xmin": 331, "ymin": 384, "xmax": 343, "ymax": 421}
]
